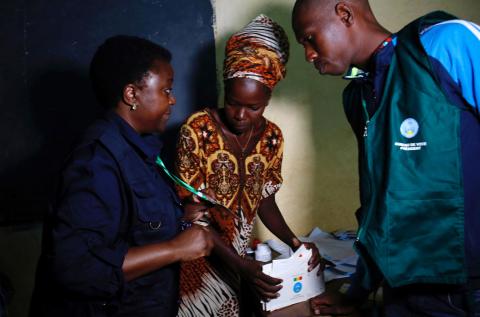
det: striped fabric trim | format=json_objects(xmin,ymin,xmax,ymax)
[
  {"xmin": 235, "ymin": 14, "xmax": 288, "ymax": 63},
  {"xmin": 422, "ymin": 19, "xmax": 480, "ymax": 41},
  {"xmin": 224, "ymin": 14, "xmax": 289, "ymax": 88}
]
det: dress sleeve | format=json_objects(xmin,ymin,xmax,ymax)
[
  {"xmin": 48, "ymin": 144, "xmax": 128, "ymax": 299},
  {"xmin": 262, "ymin": 124, "xmax": 284, "ymax": 199},
  {"xmin": 175, "ymin": 122, "xmax": 206, "ymax": 199}
]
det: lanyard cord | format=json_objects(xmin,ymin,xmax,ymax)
[
  {"xmin": 155, "ymin": 156, "xmax": 241, "ymax": 222},
  {"xmin": 360, "ymin": 88, "xmax": 371, "ymax": 138}
]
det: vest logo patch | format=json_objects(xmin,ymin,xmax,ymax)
[{"xmin": 400, "ymin": 118, "xmax": 419, "ymax": 139}]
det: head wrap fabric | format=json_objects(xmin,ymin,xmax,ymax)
[{"xmin": 223, "ymin": 14, "xmax": 289, "ymax": 90}]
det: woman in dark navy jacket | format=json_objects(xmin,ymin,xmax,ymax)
[{"xmin": 30, "ymin": 35, "xmax": 214, "ymax": 317}]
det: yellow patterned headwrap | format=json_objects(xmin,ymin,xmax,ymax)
[{"xmin": 223, "ymin": 14, "xmax": 289, "ymax": 90}]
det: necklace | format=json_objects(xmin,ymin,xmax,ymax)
[{"xmin": 233, "ymin": 126, "xmax": 253, "ymax": 154}]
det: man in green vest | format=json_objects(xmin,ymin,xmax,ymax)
[{"xmin": 292, "ymin": 0, "xmax": 480, "ymax": 316}]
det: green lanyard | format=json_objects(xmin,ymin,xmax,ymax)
[{"xmin": 155, "ymin": 156, "xmax": 240, "ymax": 221}]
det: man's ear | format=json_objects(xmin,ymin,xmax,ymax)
[
  {"xmin": 122, "ymin": 84, "xmax": 137, "ymax": 106},
  {"xmin": 335, "ymin": 2, "xmax": 354, "ymax": 27}
]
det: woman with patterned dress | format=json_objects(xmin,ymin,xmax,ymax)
[{"xmin": 175, "ymin": 15, "xmax": 321, "ymax": 317}]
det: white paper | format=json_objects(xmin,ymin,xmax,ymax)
[
  {"xmin": 263, "ymin": 227, "xmax": 359, "ymax": 284},
  {"xmin": 262, "ymin": 245, "xmax": 325, "ymax": 311},
  {"xmin": 265, "ymin": 239, "xmax": 293, "ymax": 259}
]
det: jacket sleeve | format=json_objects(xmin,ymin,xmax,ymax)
[
  {"xmin": 421, "ymin": 20, "xmax": 480, "ymax": 112},
  {"xmin": 47, "ymin": 143, "xmax": 128, "ymax": 299},
  {"xmin": 345, "ymin": 254, "xmax": 384, "ymax": 305},
  {"xmin": 345, "ymin": 259, "xmax": 373, "ymax": 305}
]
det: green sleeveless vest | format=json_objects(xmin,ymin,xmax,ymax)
[{"xmin": 344, "ymin": 11, "xmax": 467, "ymax": 288}]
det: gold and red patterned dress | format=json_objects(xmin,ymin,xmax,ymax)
[{"xmin": 175, "ymin": 109, "xmax": 284, "ymax": 317}]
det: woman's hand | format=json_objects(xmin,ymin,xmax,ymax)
[
  {"xmin": 172, "ymin": 224, "xmax": 214, "ymax": 261},
  {"xmin": 182, "ymin": 193, "xmax": 212, "ymax": 223},
  {"xmin": 292, "ymin": 238, "xmax": 330, "ymax": 273},
  {"xmin": 238, "ymin": 257, "xmax": 283, "ymax": 301},
  {"xmin": 182, "ymin": 200, "xmax": 209, "ymax": 222}
]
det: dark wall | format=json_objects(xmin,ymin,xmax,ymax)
[{"xmin": 0, "ymin": 0, "xmax": 217, "ymax": 224}]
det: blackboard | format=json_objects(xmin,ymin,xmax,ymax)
[{"xmin": 0, "ymin": 0, "xmax": 217, "ymax": 224}]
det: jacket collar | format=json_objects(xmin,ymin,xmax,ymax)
[
  {"xmin": 105, "ymin": 110, "xmax": 163, "ymax": 161},
  {"xmin": 343, "ymin": 35, "xmax": 397, "ymax": 81}
]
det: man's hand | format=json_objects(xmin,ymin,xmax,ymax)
[
  {"xmin": 238, "ymin": 257, "xmax": 283, "ymax": 301},
  {"xmin": 310, "ymin": 290, "xmax": 358, "ymax": 316}
]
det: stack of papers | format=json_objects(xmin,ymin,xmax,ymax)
[
  {"xmin": 262, "ymin": 245, "xmax": 325, "ymax": 311},
  {"xmin": 303, "ymin": 228, "xmax": 358, "ymax": 282}
]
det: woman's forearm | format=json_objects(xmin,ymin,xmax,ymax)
[
  {"xmin": 210, "ymin": 226, "xmax": 244, "ymax": 269},
  {"xmin": 257, "ymin": 195, "xmax": 297, "ymax": 248},
  {"xmin": 123, "ymin": 240, "xmax": 179, "ymax": 281},
  {"xmin": 123, "ymin": 224, "xmax": 213, "ymax": 281}
]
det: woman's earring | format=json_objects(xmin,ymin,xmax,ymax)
[{"xmin": 130, "ymin": 103, "xmax": 137, "ymax": 111}]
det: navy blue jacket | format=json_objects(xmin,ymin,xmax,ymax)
[{"xmin": 31, "ymin": 112, "xmax": 183, "ymax": 316}]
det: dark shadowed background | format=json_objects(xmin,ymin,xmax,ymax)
[
  {"xmin": 0, "ymin": 1, "xmax": 216, "ymax": 315},
  {"xmin": 0, "ymin": 0, "xmax": 217, "ymax": 225}
]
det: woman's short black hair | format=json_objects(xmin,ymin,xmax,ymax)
[{"xmin": 89, "ymin": 35, "xmax": 172, "ymax": 109}]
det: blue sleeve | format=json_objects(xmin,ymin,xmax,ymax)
[
  {"xmin": 49, "ymin": 143, "xmax": 128, "ymax": 299},
  {"xmin": 420, "ymin": 20, "xmax": 480, "ymax": 111}
]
